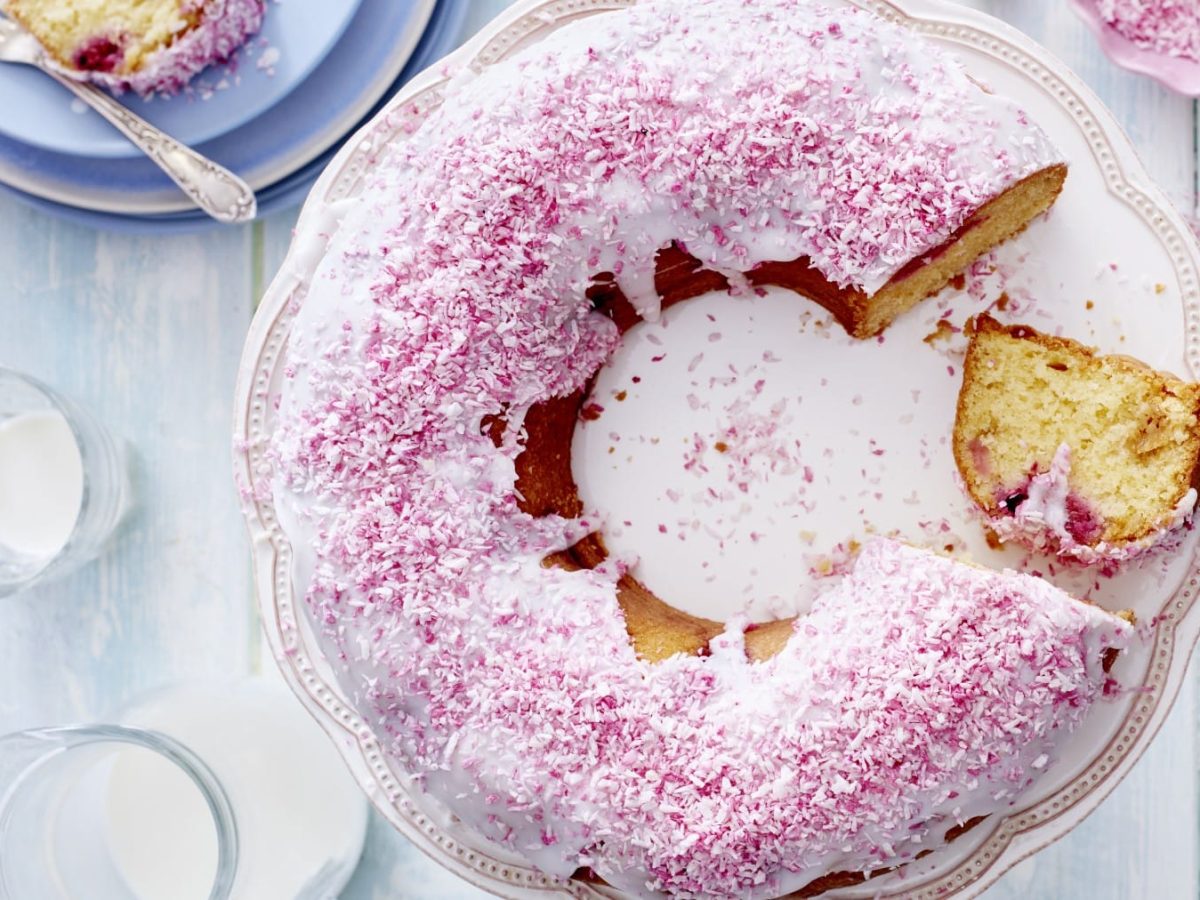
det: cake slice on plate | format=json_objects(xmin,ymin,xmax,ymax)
[
  {"xmin": 1, "ymin": 0, "xmax": 264, "ymax": 96},
  {"xmin": 954, "ymin": 313, "xmax": 1200, "ymax": 564}
]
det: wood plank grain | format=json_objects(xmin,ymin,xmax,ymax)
[{"xmin": 0, "ymin": 202, "xmax": 256, "ymax": 733}]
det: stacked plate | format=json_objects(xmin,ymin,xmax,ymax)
[{"xmin": 0, "ymin": 0, "xmax": 468, "ymax": 230}]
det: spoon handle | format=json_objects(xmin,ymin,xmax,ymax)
[{"xmin": 46, "ymin": 71, "xmax": 257, "ymax": 224}]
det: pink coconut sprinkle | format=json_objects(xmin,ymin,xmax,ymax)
[{"xmin": 1099, "ymin": 0, "xmax": 1200, "ymax": 62}]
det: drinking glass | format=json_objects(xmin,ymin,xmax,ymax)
[
  {"xmin": 0, "ymin": 725, "xmax": 238, "ymax": 900},
  {"xmin": 0, "ymin": 367, "xmax": 128, "ymax": 597}
]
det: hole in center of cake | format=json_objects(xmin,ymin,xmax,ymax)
[{"xmin": 571, "ymin": 287, "xmax": 965, "ymax": 623}]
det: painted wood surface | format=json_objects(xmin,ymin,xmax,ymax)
[{"xmin": 1, "ymin": 1, "xmax": 1196, "ymax": 897}]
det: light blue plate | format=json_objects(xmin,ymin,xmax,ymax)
[
  {"xmin": 0, "ymin": 0, "xmax": 469, "ymax": 232},
  {"xmin": 0, "ymin": 0, "xmax": 362, "ymax": 159}
]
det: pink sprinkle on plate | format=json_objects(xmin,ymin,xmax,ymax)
[{"xmin": 1070, "ymin": 0, "xmax": 1200, "ymax": 94}]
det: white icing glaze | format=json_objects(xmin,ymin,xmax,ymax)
[{"xmin": 1015, "ymin": 441, "xmax": 1074, "ymax": 536}]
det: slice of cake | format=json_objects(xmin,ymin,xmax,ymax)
[
  {"xmin": 954, "ymin": 313, "xmax": 1200, "ymax": 564},
  {"xmin": 2, "ymin": 0, "xmax": 264, "ymax": 96}
]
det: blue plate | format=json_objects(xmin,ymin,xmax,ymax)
[
  {"xmin": 0, "ymin": 0, "xmax": 467, "ymax": 229},
  {"xmin": 0, "ymin": 0, "xmax": 362, "ymax": 159}
]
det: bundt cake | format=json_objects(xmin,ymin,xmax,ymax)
[
  {"xmin": 267, "ymin": 0, "xmax": 1132, "ymax": 896},
  {"xmin": 954, "ymin": 313, "xmax": 1200, "ymax": 565},
  {"xmin": 1, "ymin": 0, "xmax": 264, "ymax": 96}
]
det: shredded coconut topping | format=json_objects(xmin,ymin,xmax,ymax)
[
  {"xmin": 269, "ymin": 2, "xmax": 1115, "ymax": 895},
  {"xmin": 1098, "ymin": 0, "xmax": 1200, "ymax": 63}
]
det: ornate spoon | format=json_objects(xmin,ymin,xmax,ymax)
[{"xmin": 0, "ymin": 17, "xmax": 256, "ymax": 224}]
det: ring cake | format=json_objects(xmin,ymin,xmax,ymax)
[
  {"xmin": 269, "ymin": 1, "xmax": 1132, "ymax": 896},
  {"xmin": 1, "ymin": 0, "xmax": 265, "ymax": 96},
  {"xmin": 954, "ymin": 313, "xmax": 1200, "ymax": 565}
]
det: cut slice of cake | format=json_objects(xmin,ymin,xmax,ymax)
[
  {"xmin": 1, "ymin": 0, "xmax": 264, "ymax": 96},
  {"xmin": 954, "ymin": 313, "xmax": 1200, "ymax": 564},
  {"xmin": 743, "ymin": 165, "xmax": 1067, "ymax": 339}
]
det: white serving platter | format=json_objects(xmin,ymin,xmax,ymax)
[{"xmin": 234, "ymin": 0, "xmax": 1200, "ymax": 896}]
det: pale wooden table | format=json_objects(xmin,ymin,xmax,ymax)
[{"xmin": 0, "ymin": 2, "xmax": 1196, "ymax": 897}]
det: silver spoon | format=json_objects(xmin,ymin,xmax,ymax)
[{"xmin": 0, "ymin": 17, "xmax": 256, "ymax": 224}]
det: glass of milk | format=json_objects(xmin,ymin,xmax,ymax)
[
  {"xmin": 0, "ymin": 367, "xmax": 128, "ymax": 597},
  {"xmin": 0, "ymin": 724, "xmax": 239, "ymax": 900},
  {"xmin": 0, "ymin": 678, "xmax": 370, "ymax": 900}
]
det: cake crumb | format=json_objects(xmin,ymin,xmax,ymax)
[
  {"xmin": 1155, "ymin": 283, "xmax": 1166, "ymax": 294},
  {"xmin": 255, "ymin": 45, "xmax": 281, "ymax": 75},
  {"xmin": 1085, "ymin": 299, "xmax": 1094, "ymax": 310},
  {"xmin": 806, "ymin": 539, "xmax": 862, "ymax": 579},
  {"xmin": 923, "ymin": 319, "xmax": 957, "ymax": 345}
]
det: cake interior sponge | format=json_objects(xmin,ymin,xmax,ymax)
[{"xmin": 953, "ymin": 313, "xmax": 1200, "ymax": 561}]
